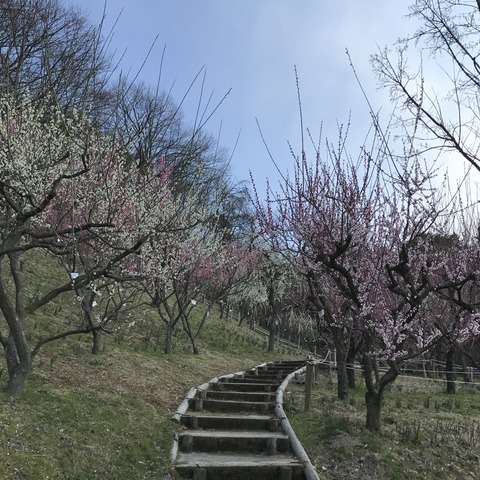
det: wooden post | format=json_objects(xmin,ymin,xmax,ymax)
[
  {"xmin": 194, "ymin": 399, "xmax": 203, "ymax": 412},
  {"xmin": 305, "ymin": 362, "xmax": 314, "ymax": 411},
  {"xmin": 193, "ymin": 467, "xmax": 206, "ymax": 480},
  {"xmin": 182, "ymin": 435, "xmax": 193, "ymax": 453},
  {"xmin": 266, "ymin": 437, "xmax": 277, "ymax": 455},
  {"xmin": 280, "ymin": 466, "xmax": 293, "ymax": 480}
]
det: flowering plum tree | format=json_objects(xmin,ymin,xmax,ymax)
[
  {"xmin": 253, "ymin": 126, "xmax": 384, "ymax": 400},
  {"xmin": 0, "ymin": 93, "xmax": 177, "ymax": 394},
  {"xmin": 181, "ymin": 240, "xmax": 261, "ymax": 353},
  {"xmin": 142, "ymin": 227, "xmax": 222, "ymax": 354},
  {"xmin": 137, "ymin": 214, "xmax": 261, "ymax": 354},
  {"xmin": 253, "ymin": 121, "xmax": 480, "ymax": 431}
]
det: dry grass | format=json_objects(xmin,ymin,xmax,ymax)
[
  {"xmin": 288, "ymin": 369, "xmax": 480, "ymax": 480},
  {"xmin": 0, "ymin": 249, "xmax": 304, "ymax": 479}
]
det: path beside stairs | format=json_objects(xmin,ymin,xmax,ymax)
[{"xmin": 173, "ymin": 360, "xmax": 313, "ymax": 480}]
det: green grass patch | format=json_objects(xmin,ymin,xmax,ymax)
[
  {"xmin": 1, "ymin": 375, "xmax": 172, "ymax": 479},
  {"xmin": 289, "ymin": 371, "xmax": 480, "ymax": 480},
  {"xmin": 0, "ymin": 251, "xmax": 305, "ymax": 478}
]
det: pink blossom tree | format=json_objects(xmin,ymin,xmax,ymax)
[
  {"xmin": 253, "ymin": 125, "xmax": 385, "ymax": 400},
  {"xmin": 252, "ymin": 119, "xmax": 480, "ymax": 431},
  {"xmin": 141, "ymin": 228, "xmax": 222, "ymax": 354},
  {"xmin": 46, "ymin": 151, "xmax": 177, "ymax": 354},
  {"xmin": 137, "ymin": 215, "xmax": 261, "ymax": 354}
]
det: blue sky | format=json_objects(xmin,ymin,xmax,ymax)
[{"xmin": 65, "ymin": 1, "xmax": 414, "ymax": 190}]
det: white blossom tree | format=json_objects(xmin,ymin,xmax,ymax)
[{"xmin": 0, "ymin": 93, "xmax": 179, "ymax": 394}]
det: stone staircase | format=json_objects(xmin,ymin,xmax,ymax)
[{"xmin": 173, "ymin": 360, "xmax": 311, "ymax": 480}]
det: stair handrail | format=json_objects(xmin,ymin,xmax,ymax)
[{"xmin": 275, "ymin": 363, "xmax": 320, "ymax": 480}]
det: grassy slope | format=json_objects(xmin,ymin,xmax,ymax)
[
  {"xmin": 0, "ymin": 252, "xmax": 302, "ymax": 479},
  {"xmin": 5, "ymin": 252, "xmax": 479, "ymax": 479},
  {"xmin": 288, "ymin": 369, "xmax": 480, "ymax": 480},
  {"xmin": 1, "ymin": 334, "xmax": 297, "ymax": 479}
]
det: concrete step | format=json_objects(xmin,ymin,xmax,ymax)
[
  {"xmin": 273, "ymin": 361, "xmax": 306, "ymax": 366},
  {"xmin": 243, "ymin": 374, "xmax": 287, "ymax": 381},
  {"xmin": 178, "ymin": 430, "xmax": 291, "ymax": 454},
  {"xmin": 175, "ymin": 452, "xmax": 306, "ymax": 480},
  {"xmin": 180, "ymin": 414, "xmax": 280, "ymax": 431},
  {"xmin": 221, "ymin": 376, "xmax": 280, "ymax": 384},
  {"xmin": 204, "ymin": 390, "xmax": 276, "ymax": 402},
  {"xmin": 188, "ymin": 397, "xmax": 275, "ymax": 414},
  {"xmin": 212, "ymin": 381, "xmax": 279, "ymax": 392},
  {"xmin": 248, "ymin": 368, "xmax": 288, "ymax": 374},
  {"xmin": 244, "ymin": 369, "xmax": 290, "ymax": 377},
  {"xmin": 263, "ymin": 366, "xmax": 303, "ymax": 373}
]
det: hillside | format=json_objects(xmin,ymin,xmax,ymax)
[
  {"xmin": 289, "ymin": 369, "xmax": 480, "ymax": 480},
  {"xmin": 0, "ymin": 251, "xmax": 303, "ymax": 478},
  {"xmin": 3, "ymin": 252, "xmax": 480, "ymax": 479},
  {"xmin": 0, "ymin": 314, "xmax": 304, "ymax": 479}
]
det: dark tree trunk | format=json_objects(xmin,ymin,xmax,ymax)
[
  {"xmin": 5, "ymin": 360, "xmax": 31, "ymax": 395},
  {"xmin": 238, "ymin": 309, "xmax": 248, "ymax": 327},
  {"xmin": 267, "ymin": 316, "xmax": 277, "ymax": 352},
  {"xmin": 332, "ymin": 328, "xmax": 348, "ymax": 400},
  {"xmin": 373, "ymin": 355, "xmax": 381, "ymax": 383},
  {"xmin": 80, "ymin": 290, "xmax": 99, "ymax": 355},
  {"xmin": 446, "ymin": 346, "xmax": 456, "ymax": 394},
  {"xmin": 336, "ymin": 350, "xmax": 349, "ymax": 400},
  {"xmin": 0, "ymin": 257, "xmax": 32, "ymax": 396},
  {"xmin": 4, "ymin": 335, "xmax": 19, "ymax": 377},
  {"xmin": 365, "ymin": 390, "xmax": 383, "ymax": 433},
  {"xmin": 91, "ymin": 329, "xmax": 102, "ymax": 355},
  {"xmin": 346, "ymin": 345, "xmax": 356, "ymax": 389},
  {"xmin": 164, "ymin": 322, "xmax": 174, "ymax": 354},
  {"xmin": 362, "ymin": 355, "xmax": 399, "ymax": 433},
  {"xmin": 461, "ymin": 353, "xmax": 471, "ymax": 383},
  {"xmin": 4, "ymin": 335, "xmax": 31, "ymax": 396}
]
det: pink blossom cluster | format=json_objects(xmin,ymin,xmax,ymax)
[{"xmin": 252, "ymin": 133, "xmax": 480, "ymax": 363}]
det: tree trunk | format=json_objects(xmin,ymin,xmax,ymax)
[
  {"xmin": 4, "ymin": 335, "xmax": 19, "ymax": 378},
  {"xmin": 164, "ymin": 322, "xmax": 174, "ymax": 354},
  {"xmin": 446, "ymin": 346, "xmax": 456, "ymax": 394},
  {"xmin": 80, "ymin": 290, "xmax": 99, "ymax": 354},
  {"xmin": 0, "ymin": 258, "xmax": 32, "ymax": 396},
  {"xmin": 373, "ymin": 355, "xmax": 381, "ymax": 384},
  {"xmin": 461, "ymin": 353, "xmax": 471, "ymax": 383},
  {"xmin": 365, "ymin": 390, "xmax": 383, "ymax": 433},
  {"xmin": 91, "ymin": 329, "xmax": 102, "ymax": 355},
  {"xmin": 332, "ymin": 327, "xmax": 348, "ymax": 400},
  {"xmin": 346, "ymin": 345, "xmax": 356, "ymax": 389},
  {"xmin": 4, "ymin": 338, "xmax": 31, "ymax": 396},
  {"xmin": 267, "ymin": 316, "xmax": 277, "ymax": 352},
  {"xmin": 336, "ymin": 350, "xmax": 349, "ymax": 400},
  {"xmin": 362, "ymin": 356, "xmax": 399, "ymax": 433}
]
